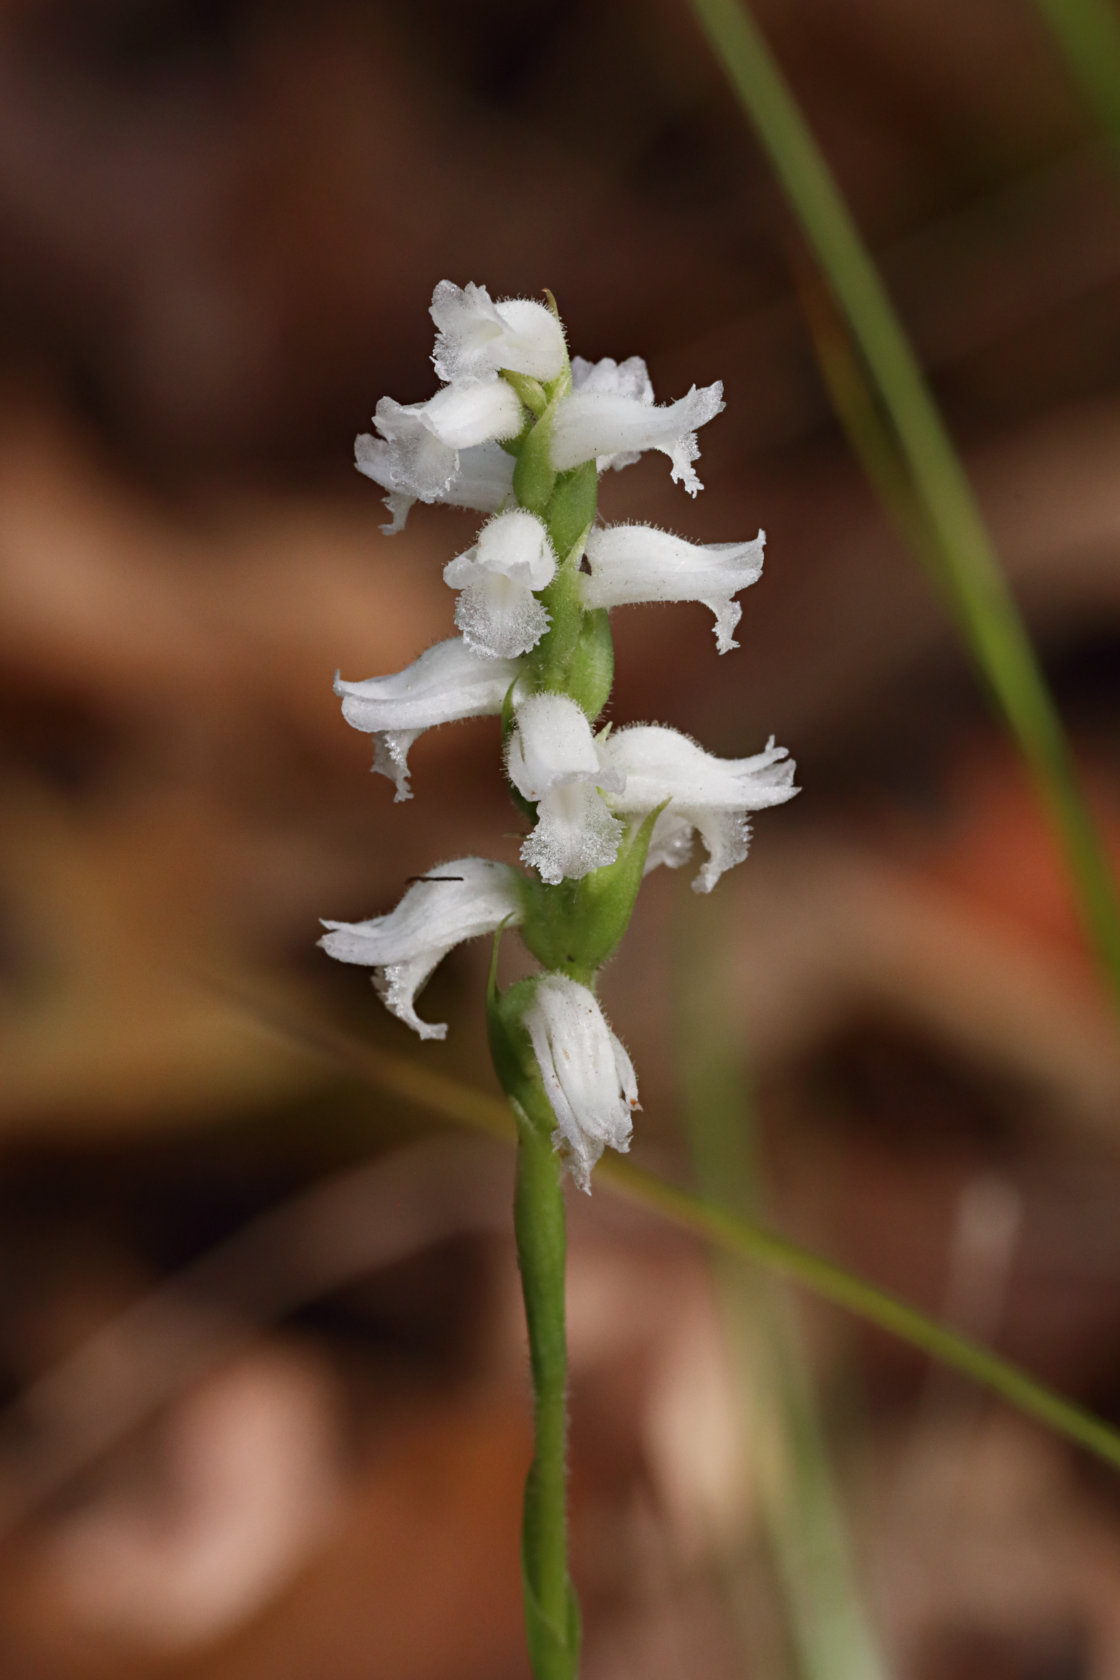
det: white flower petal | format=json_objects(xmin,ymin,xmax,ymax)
[
  {"xmin": 521, "ymin": 781, "xmax": 626, "ymax": 885},
  {"xmin": 431, "ymin": 281, "xmax": 567, "ymax": 384},
  {"xmin": 319, "ymin": 858, "xmax": 522, "ymax": 1040},
  {"xmin": 354, "ymin": 384, "xmax": 521, "ymax": 534},
  {"xmin": 571, "ymin": 355, "xmax": 654, "ymax": 403},
  {"xmin": 335, "ymin": 638, "xmax": 520, "ymax": 800},
  {"xmin": 523, "ymin": 974, "xmax": 638, "ymax": 1192},
  {"xmin": 600, "ymin": 725, "xmax": 798, "ymax": 891},
  {"xmin": 508, "ymin": 693, "xmax": 625, "ymax": 883},
  {"xmin": 442, "ymin": 510, "xmax": 557, "ymax": 660},
  {"xmin": 583, "ymin": 525, "xmax": 765, "ymax": 652},
  {"xmin": 551, "ymin": 380, "xmax": 724, "ymax": 493},
  {"xmin": 355, "ymin": 435, "xmax": 515, "ymax": 534}
]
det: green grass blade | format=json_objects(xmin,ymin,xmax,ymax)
[
  {"xmin": 676, "ymin": 901, "xmax": 886, "ymax": 1680},
  {"xmin": 1031, "ymin": 0, "xmax": 1120, "ymax": 167},
  {"xmin": 683, "ymin": 0, "xmax": 1120, "ymax": 1013}
]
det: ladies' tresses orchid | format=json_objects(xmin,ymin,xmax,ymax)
[
  {"xmin": 443, "ymin": 509, "xmax": 557, "ymax": 659},
  {"xmin": 551, "ymin": 362, "xmax": 725, "ymax": 494},
  {"xmin": 326, "ymin": 278, "xmax": 800, "ymax": 1680},
  {"xmin": 431, "ymin": 280, "xmax": 567, "ymax": 385},
  {"xmin": 522, "ymin": 974, "xmax": 639, "ymax": 1193},
  {"xmin": 319, "ymin": 859, "xmax": 523, "ymax": 1040},
  {"xmin": 335, "ymin": 637, "xmax": 520, "ymax": 800},
  {"xmin": 600, "ymin": 725, "xmax": 798, "ymax": 892},
  {"xmin": 507, "ymin": 693, "xmax": 625, "ymax": 885},
  {"xmin": 582, "ymin": 524, "xmax": 766, "ymax": 653}
]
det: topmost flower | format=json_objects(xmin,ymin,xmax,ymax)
[
  {"xmin": 430, "ymin": 280, "xmax": 568, "ymax": 385},
  {"xmin": 356, "ymin": 280, "xmax": 725, "ymax": 531}
]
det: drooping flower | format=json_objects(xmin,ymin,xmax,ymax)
[
  {"xmin": 335, "ymin": 637, "xmax": 521, "ymax": 800},
  {"xmin": 443, "ymin": 509, "xmax": 557, "ymax": 659},
  {"xmin": 507, "ymin": 693, "xmax": 624, "ymax": 885},
  {"xmin": 320, "ymin": 859, "xmax": 523, "ymax": 1040},
  {"xmin": 599, "ymin": 725, "xmax": 798, "ymax": 892},
  {"xmin": 355, "ymin": 381, "xmax": 523, "ymax": 534},
  {"xmin": 582, "ymin": 524, "xmax": 765, "ymax": 653},
  {"xmin": 431, "ymin": 280, "xmax": 567, "ymax": 385},
  {"xmin": 551, "ymin": 356, "xmax": 724, "ymax": 494},
  {"xmin": 522, "ymin": 973, "xmax": 638, "ymax": 1192}
]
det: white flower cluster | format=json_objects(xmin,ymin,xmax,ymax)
[{"xmin": 323, "ymin": 282, "xmax": 797, "ymax": 1189}]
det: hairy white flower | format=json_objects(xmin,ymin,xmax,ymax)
[
  {"xmin": 320, "ymin": 859, "xmax": 523, "ymax": 1040},
  {"xmin": 523, "ymin": 974, "xmax": 639, "ymax": 1192},
  {"xmin": 551, "ymin": 359, "xmax": 724, "ymax": 494},
  {"xmin": 600, "ymin": 726, "xmax": 798, "ymax": 892},
  {"xmin": 335, "ymin": 638, "xmax": 520, "ymax": 801},
  {"xmin": 431, "ymin": 280, "xmax": 567, "ymax": 385},
  {"xmin": 443, "ymin": 509, "xmax": 556, "ymax": 659},
  {"xmin": 507, "ymin": 693, "xmax": 625, "ymax": 885},
  {"xmin": 355, "ymin": 434, "xmax": 515, "ymax": 534},
  {"xmin": 355, "ymin": 382, "xmax": 522, "ymax": 534},
  {"xmin": 582, "ymin": 524, "xmax": 765, "ymax": 653}
]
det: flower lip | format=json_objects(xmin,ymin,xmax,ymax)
[
  {"xmin": 523, "ymin": 973, "xmax": 639, "ymax": 1192},
  {"xmin": 335, "ymin": 637, "xmax": 521, "ymax": 800},
  {"xmin": 582, "ymin": 523, "xmax": 765, "ymax": 653},
  {"xmin": 550, "ymin": 378, "xmax": 724, "ymax": 493},
  {"xmin": 599, "ymin": 724, "xmax": 798, "ymax": 892},
  {"xmin": 319, "ymin": 857, "xmax": 523, "ymax": 1040}
]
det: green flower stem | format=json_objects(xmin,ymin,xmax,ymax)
[
  {"xmin": 513, "ymin": 1108, "xmax": 580, "ymax": 1680},
  {"xmin": 218, "ymin": 988, "xmax": 1120, "ymax": 1477},
  {"xmin": 684, "ymin": 0, "xmax": 1120, "ymax": 1014}
]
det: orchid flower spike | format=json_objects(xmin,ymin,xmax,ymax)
[
  {"xmin": 507, "ymin": 693, "xmax": 625, "ymax": 884},
  {"xmin": 582, "ymin": 524, "xmax": 765, "ymax": 653},
  {"xmin": 600, "ymin": 725, "xmax": 798, "ymax": 892},
  {"xmin": 431, "ymin": 281, "xmax": 567, "ymax": 385},
  {"xmin": 319, "ymin": 859, "xmax": 523, "ymax": 1040},
  {"xmin": 443, "ymin": 509, "xmax": 557, "ymax": 659},
  {"xmin": 335, "ymin": 637, "xmax": 521, "ymax": 800},
  {"xmin": 551, "ymin": 355, "xmax": 724, "ymax": 494},
  {"xmin": 523, "ymin": 974, "xmax": 639, "ymax": 1192}
]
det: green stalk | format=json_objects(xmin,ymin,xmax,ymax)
[
  {"xmin": 513, "ymin": 1112, "xmax": 579, "ymax": 1680},
  {"xmin": 684, "ymin": 0, "xmax": 1120, "ymax": 1013},
  {"xmin": 1030, "ymin": 0, "xmax": 1120, "ymax": 169}
]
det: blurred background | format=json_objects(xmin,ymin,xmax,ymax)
[{"xmin": 3, "ymin": 0, "xmax": 1120, "ymax": 1674}]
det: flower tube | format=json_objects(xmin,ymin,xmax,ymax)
[
  {"xmin": 600, "ymin": 725, "xmax": 798, "ymax": 892},
  {"xmin": 523, "ymin": 974, "xmax": 639, "ymax": 1192},
  {"xmin": 320, "ymin": 859, "xmax": 523, "ymax": 1040},
  {"xmin": 443, "ymin": 508, "xmax": 557, "ymax": 659},
  {"xmin": 335, "ymin": 637, "xmax": 521, "ymax": 800},
  {"xmin": 582, "ymin": 523, "xmax": 765, "ymax": 653},
  {"xmin": 507, "ymin": 693, "xmax": 624, "ymax": 884},
  {"xmin": 355, "ymin": 381, "xmax": 523, "ymax": 534}
]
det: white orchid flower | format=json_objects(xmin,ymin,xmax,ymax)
[
  {"xmin": 335, "ymin": 637, "xmax": 520, "ymax": 801},
  {"xmin": 551, "ymin": 355, "xmax": 724, "ymax": 494},
  {"xmin": 523, "ymin": 974, "xmax": 638, "ymax": 1192},
  {"xmin": 320, "ymin": 859, "xmax": 523, "ymax": 1040},
  {"xmin": 507, "ymin": 693, "xmax": 625, "ymax": 885},
  {"xmin": 582, "ymin": 524, "xmax": 765, "ymax": 653},
  {"xmin": 599, "ymin": 725, "xmax": 798, "ymax": 892},
  {"xmin": 431, "ymin": 280, "xmax": 567, "ymax": 385},
  {"xmin": 443, "ymin": 509, "xmax": 557, "ymax": 660},
  {"xmin": 355, "ymin": 381, "xmax": 523, "ymax": 534},
  {"xmin": 355, "ymin": 434, "xmax": 515, "ymax": 535}
]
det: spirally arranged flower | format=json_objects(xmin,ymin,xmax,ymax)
[{"xmin": 323, "ymin": 279, "xmax": 798, "ymax": 1190}]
